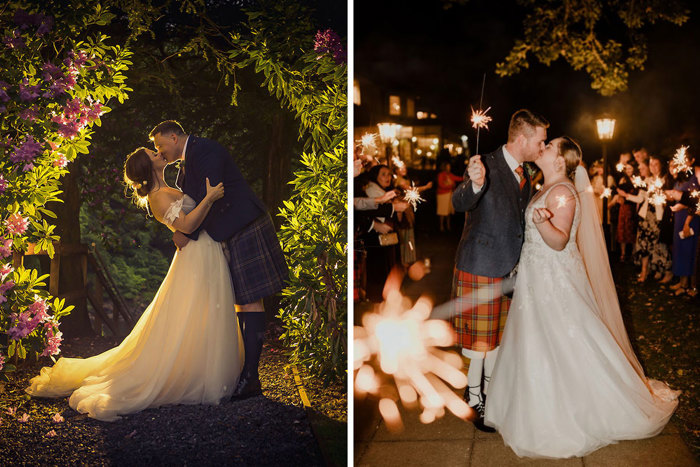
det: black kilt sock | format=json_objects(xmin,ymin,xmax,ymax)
[{"xmin": 238, "ymin": 312, "xmax": 265, "ymax": 380}]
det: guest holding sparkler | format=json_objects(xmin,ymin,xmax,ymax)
[
  {"xmin": 666, "ymin": 152, "xmax": 700, "ymax": 297},
  {"xmin": 392, "ymin": 161, "xmax": 432, "ymax": 266},
  {"xmin": 612, "ymin": 161, "xmax": 640, "ymax": 262},
  {"xmin": 627, "ymin": 155, "xmax": 673, "ymax": 283},
  {"xmin": 436, "ymin": 161, "xmax": 463, "ymax": 232}
]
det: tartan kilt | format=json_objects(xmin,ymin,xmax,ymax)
[
  {"xmin": 452, "ymin": 268, "xmax": 510, "ymax": 353},
  {"xmin": 224, "ymin": 212, "xmax": 288, "ymax": 305}
]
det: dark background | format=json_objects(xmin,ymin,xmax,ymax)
[{"xmin": 355, "ymin": 0, "xmax": 700, "ymax": 163}]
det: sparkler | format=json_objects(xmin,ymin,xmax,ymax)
[
  {"xmin": 672, "ymin": 145, "xmax": 692, "ymax": 174},
  {"xmin": 392, "ymin": 156, "xmax": 406, "ymax": 170},
  {"xmin": 470, "ymin": 73, "xmax": 491, "ymax": 155},
  {"xmin": 632, "ymin": 176, "xmax": 646, "ymax": 188},
  {"xmin": 647, "ymin": 177, "xmax": 667, "ymax": 207},
  {"xmin": 616, "ymin": 162, "xmax": 625, "ymax": 172},
  {"xmin": 403, "ymin": 183, "xmax": 425, "ymax": 210},
  {"xmin": 354, "ymin": 284, "xmax": 472, "ymax": 431},
  {"xmin": 361, "ymin": 133, "xmax": 378, "ymax": 154},
  {"xmin": 601, "ymin": 187, "xmax": 612, "ymax": 199},
  {"xmin": 555, "ymin": 195, "xmax": 569, "ymax": 209}
]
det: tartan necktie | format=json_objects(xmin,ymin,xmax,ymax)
[{"xmin": 515, "ymin": 165, "xmax": 526, "ymax": 190}]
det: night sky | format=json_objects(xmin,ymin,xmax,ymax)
[{"xmin": 355, "ymin": 0, "xmax": 700, "ymax": 164}]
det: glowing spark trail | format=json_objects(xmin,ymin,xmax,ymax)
[
  {"xmin": 648, "ymin": 177, "xmax": 667, "ymax": 206},
  {"xmin": 672, "ymin": 145, "xmax": 692, "ymax": 174},
  {"xmin": 404, "ymin": 183, "xmax": 425, "ymax": 210},
  {"xmin": 616, "ymin": 163, "xmax": 625, "ymax": 172},
  {"xmin": 392, "ymin": 156, "xmax": 406, "ymax": 170},
  {"xmin": 354, "ymin": 287, "xmax": 472, "ymax": 431},
  {"xmin": 601, "ymin": 187, "xmax": 612, "ymax": 199},
  {"xmin": 632, "ymin": 176, "xmax": 646, "ymax": 188}
]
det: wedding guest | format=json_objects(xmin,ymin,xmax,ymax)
[
  {"xmin": 666, "ymin": 157, "xmax": 700, "ymax": 296},
  {"xmin": 612, "ymin": 161, "xmax": 639, "ymax": 261},
  {"xmin": 436, "ymin": 161, "xmax": 463, "ymax": 232},
  {"xmin": 628, "ymin": 155, "xmax": 672, "ymax": 282},
  {"xmin": 609, "ymin": 152, "xmax": 632, "ymax": 254},
  {"xmin": 392, "ymin": 162, "xmax": 432, "ymax": 267},
  {"xmin": 633, "ymin": 147, "xmax": 650, "ymax": 166}
]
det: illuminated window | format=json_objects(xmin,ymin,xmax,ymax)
[
  {"xmin": 389, "ymin": 95, "xmax": 401, "ymax": 116},
  {"xmin": 353, "ymin": 80, "xmax": 361, "ymax": 106}
]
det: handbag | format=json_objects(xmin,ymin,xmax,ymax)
[{"xmin": 378, "ymin": 232, "xmax": 399, "ymax": 246}]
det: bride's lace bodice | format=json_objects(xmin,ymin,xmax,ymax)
[
  {"xmin": 163, "ymin": 194, "xmax": 196, "ymax": 228},
  {"xmin": 520, "ymin": 182, "xmax": 581, "ymax": 266}
]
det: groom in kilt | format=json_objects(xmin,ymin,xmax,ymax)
[
  {"xmin": 451, "ymin": 109, "xmax": 548, "ymax": 430},
  {"xmin": 150, "ymin": 120, "xmax": 288, "ymax": 400}
]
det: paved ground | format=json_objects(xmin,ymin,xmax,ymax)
[{"xmin": 354, "ymin": 227, "xmax": 698, "ymax": 466}]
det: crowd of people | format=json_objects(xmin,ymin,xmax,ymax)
[
  {"xmin": 590, "ymin": 147, "xmax": 700, "ymax": 297},
  {"xmin": 353, "ymin": 140, "xmax": 700, "ymax": 303}
]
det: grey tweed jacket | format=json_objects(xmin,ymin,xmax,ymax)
[{"xmin": 452, "ymin": 146, "xmax": 532, "ymax": 278}]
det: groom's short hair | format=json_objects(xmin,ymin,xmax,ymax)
[
  {"xmin": 149, "ymin": 120, "xmax": 185, "ymax": 139},
  {"xmin": 508, "ymin": 109, "xmax": 549, "ymax": 142}
]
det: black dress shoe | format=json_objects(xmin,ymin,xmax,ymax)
[
  {"xmin": 230, "ymin": 375, "xmax": 262, "ymax": 401},
  {"xmin": 468, "ymin": 401, "xmax": 496, "ymax": 433}
]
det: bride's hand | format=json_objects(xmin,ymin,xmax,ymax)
[
  {"xmin": 533, "ymin": 208, "xmax": 552, "ymax": 224},
  {"xmin": 204, "ymin": 177, "xmax": 224, "ymax": 204}
]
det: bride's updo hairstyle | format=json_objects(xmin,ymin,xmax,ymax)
[
  {"xmin": 558, "ymin": 136, "xmax": 583, "ymax": 182},
  {"xmin": 124, "ymin": 147, "xmax": 154, "ymax": 208}
]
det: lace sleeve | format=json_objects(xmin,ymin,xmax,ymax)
[{"xmin": 163, "ymin": 197, "xmax": 184, "ymax": 227}]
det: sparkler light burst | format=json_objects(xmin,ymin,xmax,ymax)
[
  {"xmin": 403, "ymin": 183, "xmax": 425, "ymax": 210},
  {"xmin": 354, "ymin": 288, "xmax": 471, "ymax": 431},
  {"xmin": 601, "ymin": 187, "xmax": 612, "ymax": 199},
  {"xmin": 361, "ymin": 133, "xmax": 378, "ymax": 153},
  {"xmin": 673, "ymin": 145, "xmax": 692, "ymax": 174},
  {"xmin": 470, "ymin": 106, "xmax": 492, "ymax": 130},
  {"xmin": 616, "ymin": 162, "xmax": 625, "ymax": 172},
  {"xmin": 647, "ymin": 177, "xmax": 667, "ymax": 206},
  {"xmin": 632, "ymin": 176, "xmax": 646, "ymax": 188},
  {"xmin": 392, "ymin": 156, "xmax": 406, "ymax": 170}
]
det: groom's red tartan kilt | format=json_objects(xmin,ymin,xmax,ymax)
[
  {"xmin": 225, "ymin": 213, "xmax": 288, "ymax": 305},
  {"xmin": 452, "ymin": 268, "xmax": 510, "ymax": 353}
]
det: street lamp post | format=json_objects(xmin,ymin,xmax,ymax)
[
  {"xmin": 596, "ymin": 117, "xmax": 616, "ymax": 249},
  {"xmin": 377, "ymin": 123, "xmax": 402, "ymax": 166}
]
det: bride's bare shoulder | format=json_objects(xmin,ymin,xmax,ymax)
[{"xmin": 147, "ymin": 188, "xmax": 183, "ymax": 221}]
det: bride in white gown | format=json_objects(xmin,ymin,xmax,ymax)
[
  {"xmin": 26, "ymin": 147, "xmax": 244, "ymax": 421},
  {"xmin": 484, "ymin": 137, "xmax": 679, "ymax": 458}
]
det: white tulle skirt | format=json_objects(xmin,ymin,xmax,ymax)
[
  {"xmin": 26, "ymin": 231, "xmax": 244, "ymax": 421},
  {"xmin": 484, "ymin": 240, "xmax": 679, "ymax": 458}
]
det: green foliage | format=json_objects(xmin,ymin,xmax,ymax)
[
  {"xmin": 0, "ymin": 1, "xmax": 135, "ymax": 371},
  {"xmin": 496, "ymin": 0, "xmax": 690, "ymax": 96}
]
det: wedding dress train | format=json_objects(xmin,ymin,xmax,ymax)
[
  {"xmin": 484, "ymin": 181, "xmax": 678, "ymax": 458},
  {"xmin": 27, "ymin": 195, "xmax": 244, "ymax": 421}
]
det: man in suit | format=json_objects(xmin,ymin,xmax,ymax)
[
  {"xmin": 149, "ymin": 120, "xmax": 288, "ymax": 400},
  {"xmin": 452, "ymin": 109, "xmax": 548, "ymax": 430}
]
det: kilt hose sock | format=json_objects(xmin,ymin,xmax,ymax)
[
  {"xmin": 465, "ymin": 354, "xmax": 484, "ymax": 406},
  {"xmin": 483, "ymin": 347, "xmax": 499, "ymax": 395},
  {"xmin": 238, "ymin": 312, "xmax": 265, "ymax": 381}
]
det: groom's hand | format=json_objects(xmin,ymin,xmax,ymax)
[
  {"xmin": 468, "ymin": 155, "xmax": 485, "ymax": 188},
  {"xmin": 173, "ymin": 231, "xmax": 191, "ymax": 250}
]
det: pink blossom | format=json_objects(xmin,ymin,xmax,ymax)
[
  {"xmin": 0, "ymin": 353, "xmax": 4, "ymax": 371},
  {"xmin": 8, "ymin": 310, "xmax": 34, "ymax": 339},
  {"xmin": 52, "ymin": 413, "xmax": 64, "ymax": 423},
  {"xmin": 0, "ymin": 238, "xmax": 12, "ymax": 258},
  {"xmin": 18, "ymin": 413, "xmax": 29, "ymax": 423},
  {"xmin": 53, "ymin": 154, "xmax": 68, "ymax": 168},
  {"xmin": 4, "ymin": 212, "xmax": 29, "ymax": 235},
  {"xmin": 28, "ymin": 298, "xmax": 49, "ymax": 324},
  {"xmin": 41, "ymin": 326, "xmax": 62, "ymax": 356},
  {"xmin": 46, "ymin": 429, "xmax": 57, "ymax": 437},
  {"xmin": 0, "ymin": 175, "xmax": 7, "ymax": 193},
  {"xmin": 0, "ymin": 264, "xmax": 13, "ymax": 280},
  {"xmin": 0, "ymin": 279, "xmax": 15, "ymax": 305},
  {"xmin": 314, "ymin": 29, "xmax": 346, "ymax": 64},
  {"xmin": 19, "ymin": 105, "xmax": 39, "ymax": 122},
  {"xmin": 6, "ymin": 407, "xmax": 16, "ymax": 416}
]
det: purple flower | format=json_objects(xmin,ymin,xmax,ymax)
[
  {"xmin": 0, "ymin": 81, "xmax": 10, "ymax": 103},
  {"xmin": 13, "ymin": 9, "xmax": 33, "ymax": 28},
  {"xmin": 10, "ymin": 135, "xmax": 43, "ymax": 165},
  {"xmin": 19, "ymin": 80, "xmax": 40, "ymax": 102},
  {"xmin": 3, "ymin": 30, "xmax": 25, "ymax": 49},
  {"xmin": 7, "ymin": 310, "xmax": 34, "ymax": 339},
  {"xmin": 19, "ymin": 105, "xmax": 39, "ymax": 122},
  {"xmin": 313, "ymin": 29, "xmax": 346, "ymax": 64},
  {"xmin": 36, "ymin": 17, "xmax": 53, "ymax": 37}
]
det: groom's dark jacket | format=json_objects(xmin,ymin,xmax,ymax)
[
  {"xmin": 452, "ymin": 146, "xmax": 532, "ymax": 278},
  {"xmin": 180, "ymin": 135, "xmax": 266, "ymax": 242}
]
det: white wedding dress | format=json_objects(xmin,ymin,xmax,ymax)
[
  {"xmin": 484, "ymin": 181, "xmax": 679, "ymax": 458},
  {"xmin": 27, "ymin": 195, "xmax": 244, "ymax": 421}
]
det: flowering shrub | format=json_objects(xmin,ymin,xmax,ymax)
[{"xmin": 0, "ymin": 2, "xmax": 133, "ymax": 378}]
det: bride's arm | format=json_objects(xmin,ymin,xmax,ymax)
[
  {"xmin": 532, "ymin": 185, "xmax": 576, "ymax": 251},
  {"xmin": 150, "ymin": 180, "xmax": 224, "ymax": 233}
]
